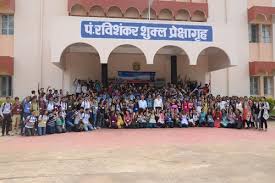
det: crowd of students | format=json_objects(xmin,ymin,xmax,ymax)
[{"xmin": 0, "ymin": 80, "xmax": 271, "ymax": 137}]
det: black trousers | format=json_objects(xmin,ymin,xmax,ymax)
[
  {"xmin": 2, "ymin": 114, "xmax": 12, "ymax": 135},
  {"xmin": 260, "ymin": 118, "xmax": 268, "ymax": 129}
]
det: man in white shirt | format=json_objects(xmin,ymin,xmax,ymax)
[
  {"xmin": 74, "ymin": 79, "xmax": 82, "ymax": 96},
  {"xmin": 81, "ymin": 97, "xmax": 91, "ymax": 110},
  {"xmin": 138, "ymin": 95, "xmax": 148, "ymax": 111},
  {"xmin": 0, "ymin": 97, "xmax": 12, "ymax": 136},
  {"xmin": 154, "ymin": 95, "xmax": 163, "ymax": 110}
]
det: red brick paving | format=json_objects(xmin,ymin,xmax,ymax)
[{"xmin": 1, "ymin": 126, "xmax": 274, "ymax": 153}]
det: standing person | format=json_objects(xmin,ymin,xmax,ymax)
[
  {"xmin": 11, "ymin": 97, "xmax": 22, "ymax": 135},
  {"xmin": 31, "ymin": 96, "xmax": 40, "ymax": 118},
  {"xmin": 138, "ymin": 95, "xmax": 148, "ymax": 111},
  {"xmin": 154, "ymin": 94, "xmax": 163, "ymax": 111},
  {"xmin": 0, "ymin": 97, "xmax": 13, "ymax": 136},
  {"xmin": 251, "ymin": 100, "xmax": 260, "ymax": 129},
  {"xmin": 258, "ymin": 103, "xmax": 269, "ymax": 131},
  {"xmin": 74, "ymin": 79, "xmax": 82, "ymax": 97},
  {"xmin": 24, "ymin": 110, "xmax": 37, "ymax": 136}
]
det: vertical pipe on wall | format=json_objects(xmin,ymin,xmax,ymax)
[
  {"xmin": 226, "ymin": 68, "xmax": 229, "ymax": 96},
  {"xmin": 39, "ymin": 0, "xmax": 45, "ymax": 88},
  {"xmin": 224, "ymin": 0, "xmax": 228, "ymax": 23}
]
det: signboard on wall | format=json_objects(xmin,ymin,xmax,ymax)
[
  {"xmin": 118, "ymin": 71, "xmax": 155, "ymax": 81},
  {"xmin": 81, "ymin": 21, "xmax": 213, "ymax": 42}
]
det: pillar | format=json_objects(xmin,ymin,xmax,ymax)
[
  {"xmin": 171, "ymin": 56, "xmax": 177, "ymax": 84},
  {"xmin": 260, "ymin": 76, "xmax": 264, "ymax": 96},
  {"xmin": 101, "ymin": 64, "xmax": 108, "ymax": 87}
]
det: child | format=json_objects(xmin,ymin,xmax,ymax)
[
  {"xmin": 165, "ymin": 111, "xmax": 174, "ymax": 128},
  {"xmin": 206, "ymin": 109, "xmax": 214, "ymax": 127},
  {"xmin": 56, "ymin": 111, "xmax": 66, "ymax": 133},
  {"xmin": 24, "ymin": 110, "xmax": 37, "ymax": 136},
  {"xmin": 38, "ymin": 110, "xmax": 48, "ymax": 136},
  {"xmin": 180, "ymin": 112, "xmax": 188, "ymax": 128},
  {"xmin": 148, "ymin": 110, "xmax": 157, "ymax": 128}
]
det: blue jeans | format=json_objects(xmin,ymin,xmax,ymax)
[
  {"xmin": 47, "ymin": 126, "xmax": 55, "ymax": 134},
  {"xmin": 66, "ymin": 120, "xmax": 74, "ymax": 131},
  {"xmin": 148, "ymin": 123, "xmax": 157, "ymax": 128},
  {"xmin": 83, "ymin": 123, "xmax": 93, "ymax": 131},
  {"xmin": 37, "ymin": 127, "xmax": 46, "ymax": 136},
  {"xmin": 92, "ymin": 113, "xmax": 97, "ymax": 126}
]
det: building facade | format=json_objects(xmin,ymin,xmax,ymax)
[{"xmin": 0, "ymin": 0, "xmax": 274, "ymax": 98}]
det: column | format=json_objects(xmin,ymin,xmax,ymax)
[
  {"xmin": 260, "ymin": 76, "xmax": 264, "ymax": 96},
  {"xmin": 101, "ymin": 64, "xmax": 108, "ymax": 87},
  {"xmin": 171, "ymin": 56, "xmax": 177, "ymax": 84}
]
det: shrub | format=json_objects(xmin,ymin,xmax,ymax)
[{"xmin": 266, "ymin": 98, "xmax": 275, "ymax": 111}]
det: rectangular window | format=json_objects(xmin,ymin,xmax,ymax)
[
  {"xmin": 250, "ymin": 76, "xmax": 259, "ymax": 95},
  {"xmin": 249, "ymin": 24, "xmax": 259, "ymax": 43},
  {"xmin": 264, "ymin": 76, "xmax": 273, "ymax": 96},
  {"xmin": 0, "ymin": 76, "xmax": 12, "ymax": 97},
  {"xmin": 1, "ymin": 15, "xmax": 14, "ymax": 35},
  {"xmin": 262, "ymin": 24, "xmax": 272, "ymax": 43}
]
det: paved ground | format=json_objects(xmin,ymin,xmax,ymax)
[{"xmin": 0, "ymin": 124, "xmax": 275, "ymax": 183}]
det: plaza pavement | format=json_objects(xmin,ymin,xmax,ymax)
[{"xmin": 0, "ymin": 123, "xmax": 275, "ymax": 183}]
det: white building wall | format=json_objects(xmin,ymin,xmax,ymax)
[
  {"xmin": 13, "ymin": 0, "xmax": 250, "ymax": 97},
  {"xmin": 14, "ymin": 0, "xmax": 43, "ymax": 97}
]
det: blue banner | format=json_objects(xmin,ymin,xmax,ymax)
[
  {"xmin": 81, "ymin": 21, "xmax": 213, "ymax": 42},
  {"xmin": 118, "ymin": 71, "xmax": 155, "ymax": 81}
]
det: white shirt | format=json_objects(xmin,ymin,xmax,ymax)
[
  {"xmin": 47, "ymin": 102, "xmax": 54, "ymax": 112},
  {"xmin": 154, "ymin": 98, "xmax": 163, "ymax": 109},
  {"xmin": 81, "ymin": 100, "xmax": 91, "ymax": 110},
  {"xmin": 82, "ymin": 113, "xmax": 90, "ymax": 124},
  {"xmin": 0, "ymin": 103, "xmax": 12, "ymax": 116},
  {"xmin": 75, "ymin": 83, "xmax": 81, "ymax": 93},
  {"xmin": 60, "ymin": 102, "xmax": 67, "ymax": 111},
  {"xmin": 181, "ymin": 115, "xmax": 188, "ymax": 125},
  {"xmin": 82, "ymin": 86, "xmax": 87, "ymax": 94},
  {"xmin": 219, "ymin": 101, "xmax": 227, "ymax": 110},
  {"xmin": 138, "ymin": 100, "xmax": 147, "ymax": 109},
  {"xmin": 236, "ymin": 102, "xmax": 243, "ymax": 112},
  {"xmin": 196, "ymin": 106, "xmax": 202, "ymax": 113}
]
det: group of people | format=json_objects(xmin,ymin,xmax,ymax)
[{"xmin": 0, "ymin": 80, "xmax": 271, "ymax": 137}]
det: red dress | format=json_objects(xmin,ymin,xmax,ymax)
[{"xmin": 213, "ymin": 111, "xmax": 222, "ymax": 128}]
